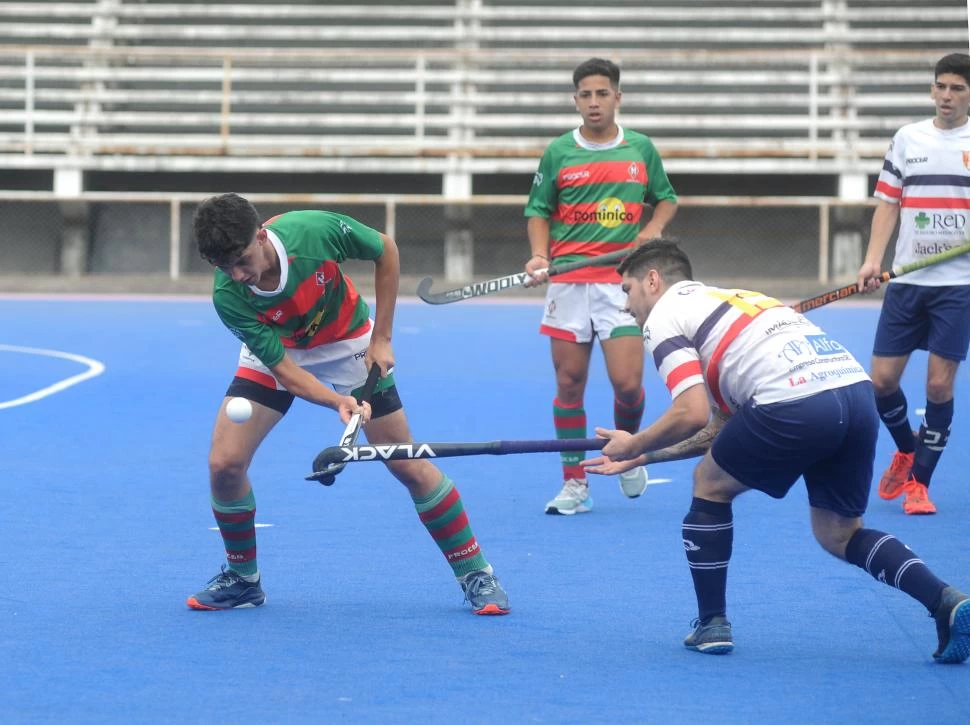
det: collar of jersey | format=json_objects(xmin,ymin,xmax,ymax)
[
  {"xmin": 249, "ymin": 228, "xmax": 289, "ymax": 297},
  {"xmin": 572, "ymin": 125, "xmax": 624, "ymax": 150}
]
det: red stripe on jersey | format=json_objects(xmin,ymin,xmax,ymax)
[
  {"xmin": 553, "ymin": 266, "xmax": 622, "ymax": 283},
  {"xmin": 273, "ymin": 260, "xmax": 341, "ymax": 321},
  {"xmin": 901, "ymin": 197, "xmax": 970, "ymax": 209},
  {"xmin": 874, "ymin": 181, "xmax": 901, "ymax": 199},
  {"xmin": 235, "ymin": 366, "xmax": 279, "ymax": 389},
  {"xmin": 550, "ymin": 240, "xmax": 634, "ymax": 257},
  {"xmin": 665, "ymin": 360, "xmax": 703, "ymax": 394},
  {"xmin": 557, "ymin": 160, "xmax": 648, "ymax": 188},
  {"xmin": 556, "ymin": 201, "xmax": 644, "ymax": 227},
  {"xmin": 705, "ymin": 309, "xmax": 768, "ymax": 412},
  {"xmin": 302, "ymin": 274, "xmax": 367, "ymax": 347}
]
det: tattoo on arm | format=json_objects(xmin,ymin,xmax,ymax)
[{"xmin": 643, "ymin": 408, "xmax": 729, "ymax": 464}]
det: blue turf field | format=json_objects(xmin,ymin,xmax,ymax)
[{"xmin": 1, "ymin": 296, "xmax": 968, "ymax": 724}]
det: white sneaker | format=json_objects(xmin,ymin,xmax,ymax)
[
  {"xmin": 618, "ymin": 466, "xmax": 648, "ymax": 498},
  {"xmin": 544, "ymin": 479, "xmax": 593, "ymax": 515}
]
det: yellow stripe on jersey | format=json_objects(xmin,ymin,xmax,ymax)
[{"xmin": 706, "ymin": 289, "xmax": 783, "ymax": 317}]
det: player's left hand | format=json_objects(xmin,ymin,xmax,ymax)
[
  {"xmin": 636, "ymin": 224, "xmax": 665, "ymax": 244},
  {"xmin": 581, "ymin": 453, "xmax": 640, "ymax": 476},
  {"xmin": 366, "ymin": 338, "xmax": 395, "ymax": 378}
]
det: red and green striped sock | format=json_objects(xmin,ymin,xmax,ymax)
[
  {"xmin": 413, "ymin": 475, "xmax": 489, "ymax": 579},
  {"xmin": 614, "ymin": 387, "xmax": 645, "ymax": 434},
  {"xmin": 554, "ymin": 397, "xmax": 586, "ymax": 481},
  {"xmin": 212, "ymin": 490, "xmax": 258, "ymax": 579}
]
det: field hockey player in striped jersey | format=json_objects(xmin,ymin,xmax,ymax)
[{"xmin": 583, "ymin": 240, "xmax": 970, "ymax": 662}]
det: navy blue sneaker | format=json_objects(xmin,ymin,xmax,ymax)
[
  {"xmin": 187, "ymin": 565, "xmax": 266, "ymax": 610},
  {"xmin": 933, "ymin": 586, "xmax": 970, "ymax": 664},
  {"xmin": 684, "ymin": 616, "xmax": 734, "ymax": 654},
  {"xmin": 460, "ymin": 570, "xmax": 510, "ymax": 615}
]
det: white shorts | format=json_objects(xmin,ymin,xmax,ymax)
[
  {"xmin": 540, "ymin": 283, "xmax": 641, "ymax": 343},
  {"xmin": 236, "ymin": 323, "xmax": 389, "ymax": 395}
]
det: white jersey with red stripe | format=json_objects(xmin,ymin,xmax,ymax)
[
  {"xmin": 645, "ymin": 281, "xmax": 870, "ymax": 413},
  {"xmin": 873, "ymin": 118, "xmax": 970, "ymax": 286}
]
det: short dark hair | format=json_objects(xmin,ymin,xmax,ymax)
[
  {"xmin": 935, "ymin": 53, "xmax": 970, "ymax": 86},
  {"xmin": 617, "ymin": 239, "xmax": 693, "ymax": 283},
  {"xmin": 193, "ymin": 193, "xmax": 261, "ymax": 266},
  {"xmin": 573, "ymin": 58, "xmax": 620, "ymax": 90}
]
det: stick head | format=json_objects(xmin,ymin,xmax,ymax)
[{"xmin": 305, "ymin": 446, "xmax": 348, "ymax": 485}]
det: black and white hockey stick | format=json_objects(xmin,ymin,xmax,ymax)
[
  {"xmin": 415, "ymin": 247, "xmax": 633, "ymax": 305},
  {"xmin": 307, "ymin": 437, "xmax": 607, "ymax": 473},
  {"xmin": 307, "ymin": 362, "xmax": 382, "ymax": 485}
]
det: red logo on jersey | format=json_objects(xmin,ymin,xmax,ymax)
[{"xmin": 963, "ymin": 151, "xmax": 970, "ymax": 171}]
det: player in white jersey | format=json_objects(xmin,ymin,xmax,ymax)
[
  {"xmin": 856, "ymin": 52, "xmax": 970, "ymax": 515},
  {"xmin": 582, "ymin": 240, "xmax": 970, "ymax": 662}
]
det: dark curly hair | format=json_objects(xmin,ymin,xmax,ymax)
[
  {"xmin": 616, "ymin": 238, "xmax": 693, "ymax": 284},
  {"xmin": 193, "ymin": 193, "xmax": 261, "ymax": 267}
]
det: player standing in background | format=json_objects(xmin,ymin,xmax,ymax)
[
  {"xmin": 188, "ymin": 193, "xmax": 509, "ymax": 615},
  {"xmin": 584, "ymin": 241, "xmax": 970, "ymax": 662},
  {"xmin": 524, "ymin": 57, "xmax": 678, "ymax": 515},
  {"xmin": 856, "ymin": 52, "xmax": 970, "ymax": 515}
]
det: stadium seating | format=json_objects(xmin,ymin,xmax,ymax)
[{"xmin": 0, "ymin": 1, "xmax": 965, "ymax": 174}]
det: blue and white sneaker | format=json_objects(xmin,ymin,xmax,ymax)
[
  {"xmin": 544, "ymin": 479, "xmax": 593, "ymax": 515},
  {"xmin": 187, "ymin": 565, "xmax": 266, "ymax": 610},
  {"xmin": 933, "ymin": 586, "xmax": 970, "ymax": 664},
  {"xmin": 619, "ymin": 466, "xmax": 648, "ymax": 498}
]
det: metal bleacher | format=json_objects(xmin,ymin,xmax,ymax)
[{"xmin": 0, "ymin": 0, "xmax": 966, "ymax": 177}]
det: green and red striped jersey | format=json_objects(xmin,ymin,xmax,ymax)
[
  {"xmin": 212, "ymin": 210, "xmax": 384, "ymax": 368},
  {"xmin": 524, "ymin": 127, "xmax": 677, "ymax": 283}
]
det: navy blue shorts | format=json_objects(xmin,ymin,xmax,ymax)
[
  {"xmin": 710, "ymin": 381, "xmax": 878, "ymax": 518},
  {"xmin": 873, "ymin": 283, "xmax": 970, "ymax": 361}
]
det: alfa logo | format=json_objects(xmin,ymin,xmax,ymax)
[{"xmin": 914, "ymin": 212, "xmax": 930, "ymax": 230}]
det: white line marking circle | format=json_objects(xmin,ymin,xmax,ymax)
[{"xmin": 0, "ymin": 344, "xmax": 106, "ymax": 410}]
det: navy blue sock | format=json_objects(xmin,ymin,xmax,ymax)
[
  {"xmin": 682, "ymin": 497, "xmax": 733, "ymax": 623},
  {"xmin": 844, "ymin": 528, "xmax": 946, "ymax": 613},
  {"xmin": 875, "ymin": 389, "xmax": 915, "ymax": 453},
  {"xmin": 912, "ymin": 398, "xmax": 953, "ymax": 487}
]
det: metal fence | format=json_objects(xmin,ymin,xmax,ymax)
[{"xmin": 0, "ymin": 192, "xmax": 882, "ymax": 296}]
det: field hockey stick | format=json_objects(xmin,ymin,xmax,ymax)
[
  {"xmin": 307, "ymin": 437, "xmax": 607, "ymax": 471},
  {"xmin": 792, "ymin": 241, "xmax": 970, "ymax": 314},
  {"xmin": 415, "ymin": 247, "xmax": 633, "ymax": 305},
  {"xmin": 307, "ymin": 362, "xmax": 382, "ymax": 485}
]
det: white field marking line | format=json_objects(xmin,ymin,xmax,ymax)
[{"xmin": 0, "ymin": 344, "xmax": 106, "ymax": 410}]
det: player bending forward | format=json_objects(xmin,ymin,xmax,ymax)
[
  {"xmin": 188, "ymin": 193, "xmax": 509, "ymax": 615},
  {"xmin": 583, "ymin": 240, "xmax": 969, "ymax": 662}
]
